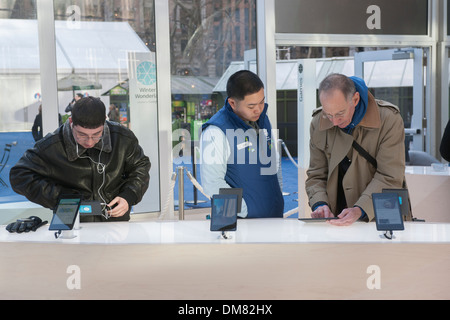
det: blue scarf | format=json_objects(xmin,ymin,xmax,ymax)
[{"xmin": 343, "ymin": 76, "xmax": 369, "ymax": 134}]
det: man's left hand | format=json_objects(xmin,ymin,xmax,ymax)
[
  {"xmin": 328, "ymin": 207, "xmax": 362, "ymax": 226},
  {"xmin": 107, "ymin": 197, "xmax": 129, "ymax": 217}
]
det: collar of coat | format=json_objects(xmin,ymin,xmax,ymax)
[
  {"xmin": 63, "ymin": 121, "xmax": 113, "ymax": 162},
  {"xmin": 318, "ymin": 92, "xmax": 384, "ymax": 131}
]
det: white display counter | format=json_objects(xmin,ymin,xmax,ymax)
[
  {"xmin": 1, "ymin": 219, "xmax": 449, "ymax": 300},
  {"xmin": 405, "ymin": 165, "xmax": 450, "ymax": 222},
  {"xmin": 1, "ymin": 219, "xmax": 449, "ymax": 244}
]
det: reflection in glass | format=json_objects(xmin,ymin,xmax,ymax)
[
  {"xmin": 53, "ymin": 1, "xmax": 156, "ymax": 129},
  {"xmin": 169, "ymin": 0, "xmax": 257, "ymax": 160},
  {"xmin": 275, "ymin": 46, "xmax": 418, "ymax": 159},
  {"xmin": 0, "ymin": 0, "xmax": 40, "ymax": 204},
  {"xmin": 51, "ymin": 1, "xmax": 160, "ymax": 213}
]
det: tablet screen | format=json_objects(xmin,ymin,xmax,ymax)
[
  {"xmin": 210, "ymin": 194, "xmax": 238, "ymax": 232},
  {"xmin": 372, "ymin": 193, "xmax": 404, "ymax": 231},
  {"xmin": 298, "ymin": 217, "xmax": 338, "ymax": 222},
  {"xmin": 49, "ymin": 196, "xmax": 82, "ymax": 231},
  {"xmin": 219, "ymin": 188, "xmax": 243, "ymax": 213},
  {"xmin": 382, "ymin": 188, "xmax": 409, "ymax": 221}
]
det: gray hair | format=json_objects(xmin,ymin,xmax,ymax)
[{"xmin": 318, "ymin": 73, "xmax": 356, "ymax": 101}]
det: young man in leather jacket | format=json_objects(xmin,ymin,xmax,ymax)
[{"xmin": 10, "ymin": 97, "xmax": 151, "ymax": 222}]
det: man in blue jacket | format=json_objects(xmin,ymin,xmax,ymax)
[{"xmin": 200, "ymin": 70, "xmax": 284, "ymax": 218}]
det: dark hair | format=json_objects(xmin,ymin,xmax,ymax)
[
  {"xmin": 71, "ymin": 96, "xmax": 106, "ymax": 128},
  {"xmin": 318, "ymin": 73, "xmax": 356, "ymax": 100},
  {"xmin": 76, "ymin": 93, "xmax": 84, "ymax": 98},
  {"xmin": 226, "ymin": 70, "xmax": 264, "ymax": 101}
]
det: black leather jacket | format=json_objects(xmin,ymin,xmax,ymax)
[{"xmin": 10, "ymin": 121, "xmax": 151, "ymax": 221}]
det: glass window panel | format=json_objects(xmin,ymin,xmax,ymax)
[
  {"xmin": 0, "ymin": 1, "xmax": 41, "ymax": 210},
  {"xmin": 169, "ymin": 0, "xmax": 257, "ymax": 115},
  {"xmin": 51, "ymin": 0, "xmax": 159, "ymax": 213},
  {"xmin": 169, "ymin": 1, "xmax": 257, "ymax": 130},
  {"xmin": 169, "ymin": 0, "xmax": 257, "ymax": 206},
  {"xmin": 275, "ymin": 45, "xmax": 423, "ymax": 160}
]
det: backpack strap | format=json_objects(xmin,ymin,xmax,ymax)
[{"xmin": 352, "ymin": 140, "xmax": 377, "ymax": 169}]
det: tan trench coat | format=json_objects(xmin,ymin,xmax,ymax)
[{"xmin": 306, "ymin": 92, "xmax": 407, "ymax": 221}]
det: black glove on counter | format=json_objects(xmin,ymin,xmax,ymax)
[{"xmin": 6, "ymin": 216, "xmax": 47, "ymax": 233}]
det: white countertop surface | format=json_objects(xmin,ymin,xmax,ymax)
[
  {"xmin": 1, "ymin": 219, "xmax": 449, "ymax": 245},
  {"xmin": 406, "ymin": 165, "xmax": 450, "ymax": 176}
]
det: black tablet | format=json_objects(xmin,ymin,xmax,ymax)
[
  {"xmin": 219, "ymin": 188, "xmax": 243, "ymax": 213},
  {"xmin": 382, "ymin": 188, "xmax": 410, "ymax": 221},
  {"xmin": 372, "ymin": 192, "xmax": 404, "ymax": 231},
  {"xmin": 49, "ymin": 195, "xmax": 83, "ymax": 231},
  {"xmin": 298, "ymin": 217, "xmax": 338, "ymax": 222},
  {"xmin": 210, "ymin": 194, "xmax": 238, "ymax": 232}
]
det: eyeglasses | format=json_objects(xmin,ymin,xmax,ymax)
[
  {"xmin": 72, "ymin": 126, "xmax": 103, "ymax": 143},
  {"xmin": 322, "ymin": 109, "xmax": 347, "ymax": 121},
  {"xmin": 322, "ymin": 92, "xmax": 358, "ymax": 121}
]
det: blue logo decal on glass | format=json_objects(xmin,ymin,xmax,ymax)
[{"xmin": 136, "ymin": 61, "xmax": 156, "ymax": 85}]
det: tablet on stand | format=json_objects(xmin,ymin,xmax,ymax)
[{"xmin": 49, "ymin": 195, "xmax": 83, "ymax": 239}]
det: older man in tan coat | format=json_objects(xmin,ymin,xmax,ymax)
[{"xmin": 306, "ymin": 73, "xmax": 407, "ymax": 226}]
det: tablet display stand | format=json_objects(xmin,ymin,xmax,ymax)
[
  {"xmin": 54, "ymin": 229, "xmax": 76, "ymax": 239},
  {"xmin": 54, "ymin": 210, "xmax": 80, "ymax": 239},
  {"xmin": 220, "ymin": 231, "xmax": 232, "ymax": 240},
  {"xmin": 381, "ymin": 230, "xmax": 395, "ymax": 240},
  {"xmin": 74, "ymin": 210, "xmax": 81, "ymax": 230},
  {"xmin": 372, "ymin": 192, "xmax": 404, "ymax": 241}
]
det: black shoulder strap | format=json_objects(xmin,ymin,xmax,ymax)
[{"xmin": 352, "ymin": 140, "xmax": 377, "ymax": 169}]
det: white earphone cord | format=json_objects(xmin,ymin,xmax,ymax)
[{"xmin": 75, "ymin": 136, "xmax": 109, "ymax": 219}]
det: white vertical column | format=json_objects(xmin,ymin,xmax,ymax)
[
  {"xmin": 154, "ymin": 0, "xmax": 174, "ymax": 216},
  {"xmin": 257, "ymin": 0, "xmax": 277, "ymax": 130},
  {"xmin": 36, "ymin": 0, "xmax": 59, "ymax": 135},
  {"xmin": 297, "ymin": 60, "xmax": 316, "ymax": 218}
]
